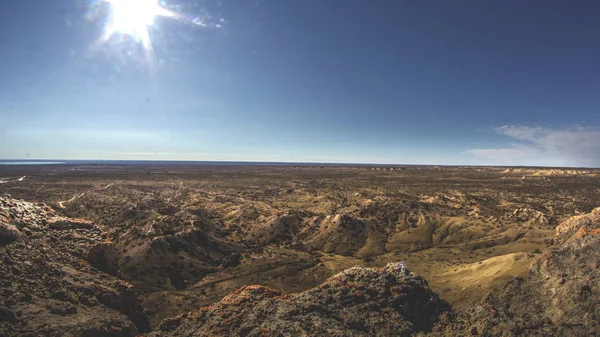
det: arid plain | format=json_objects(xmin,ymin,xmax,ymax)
[{"xmin": 1, "ymin": 163, "xmax": 600, "ymax": 336}]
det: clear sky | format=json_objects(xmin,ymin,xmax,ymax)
[{"xmin": 1, "ymin": 0, "xmax": 599, "ymax": 167}]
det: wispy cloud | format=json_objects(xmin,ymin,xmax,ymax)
[{"xmin": 465, "ymin": 125, "xmax": 600, "ymax": 167}]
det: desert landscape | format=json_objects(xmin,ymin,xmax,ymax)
[{"xmin": 1, "ymin": 163, "xmax": 600, "ymax": 336}]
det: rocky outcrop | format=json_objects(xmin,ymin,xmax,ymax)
[
  {"xmin": 553, "ymin": 206, "xmax": 600, "ymax": 244},
  {"xmin": 0, "ymin": 195, "xmax": 150, "ymax": 336},
  {"xmin": 148, "ymin": 263, "xmax": 450, "ymax": 336},
  {"xmin": 432, "ymin": 206, "xmax": 600, "ymax": 336}
]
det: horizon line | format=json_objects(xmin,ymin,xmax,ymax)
[{"xmin": 0, "ymin": 159, "xmax": 598, "ymax": 170}]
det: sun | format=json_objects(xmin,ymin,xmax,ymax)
[
  {"xmin": 103, "ymin": 0, "xmax": 174, "ymax": 48},
  {"xmin": 87, "ymin": 0, "xmax": 224, "ymax": 68}
]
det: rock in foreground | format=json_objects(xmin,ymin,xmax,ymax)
[
  {"xmin": 0, "ymin": 195, "xmax": 150, "ymax": 336},
  {"xmin": 149, "ymin": 263, "xmax": 450, "ymax": 336}
]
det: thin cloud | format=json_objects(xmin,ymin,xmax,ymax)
[{"xmin": 466, "ymin": 125, "xmax": 600, "ymax": 167}]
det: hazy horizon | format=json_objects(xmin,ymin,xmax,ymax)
[
  {"xmin": 1, "ymin": 1, "xmax": 599, "ymax": 167},
  {"xmin": 1, "ymin": 158, "xmax": 599, "ymax": 169}
]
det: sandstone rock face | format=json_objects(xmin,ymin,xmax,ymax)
[
  {"xmin": 148, "ymin": 263, "xmax": 450, "ymax": 336},
  {"xmin": 0, "ymin": 195, "xmax": 150, "ymax": 336}
]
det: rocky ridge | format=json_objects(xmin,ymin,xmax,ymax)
[
  {"xmin": 148, "ymin": 262, "xmax": 450, "ymax": 336},
  {"xmin": 0, "ymin": 195, "xmax": 150, "ymax": 336}
]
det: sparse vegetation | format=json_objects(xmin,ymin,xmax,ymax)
[{"xmin": 1, "ymin": 164, "xmax": 600, "ymax": 335}]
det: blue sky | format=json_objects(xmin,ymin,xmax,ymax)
[{"xmin": 1, "ymin": 0, "xmax": 600, "ymax": 166}]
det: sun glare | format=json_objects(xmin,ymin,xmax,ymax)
[
  {"xmin": 87, "ymin": 0, "xmax": 224, "ymax": 68},
  {"xmin": 103, "ymin": 0, "xmax": 173, "ymax": 47}
]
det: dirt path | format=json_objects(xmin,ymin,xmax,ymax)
[
  {"xmin": 58, "ymin": 183, "xmax": 114, "ymax": 208},
  {"xmin": 0, "ymin": 176, "xmax": 26, "ymax": 184}
]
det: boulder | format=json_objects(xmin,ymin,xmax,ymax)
[{"xmin": 0, "ymin": 223, "xmax": 21, "ymax": 245}]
